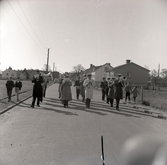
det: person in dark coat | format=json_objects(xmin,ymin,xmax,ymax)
[
  {"xmin": 100, "ymin": 77, "xmax": 108, "ymax": 101},
  {"xmin": 30, "ymin": 70, "xmax": 44, "ymax": 108},
  {"xmin": 79, "ymin": 74, "xmax": 87, "ymax": 103},
  {"xmin": 14, "ymin": 77, "xmax": 22, "ymax": 102},
  {"xmin": 74, "ymin": 76, "xmax": 81, "ymax": 99},
  {"xmin": 114, "ymin": 74, "xmax": 125, "ymax": 110},
  {"xmin": 6, "ymin": 77, "xmax": 14, "ymax": 102},
  {"xmin": 61, "ymin": 73, "xmax": 72, "ymax": 108},
  {"xmin": 108, "ymin": 77, "xmax": 116, "ymax": 107},
  {"xmin": 124, "ymin": 82, "xmax": 132, "ymax": 103},
  {"xmin": 58, "ymin": 77, "xmax": 64, "ymax": 99}
]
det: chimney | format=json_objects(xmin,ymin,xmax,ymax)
[
  {"xmin": 126, "ymin": 60, "xmax": 131, "ymax": 64},
  {"xmin": 90, "ymin": 64, "xmax": 93, "ymax": 68}
]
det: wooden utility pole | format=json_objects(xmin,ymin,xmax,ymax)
[
  {"xmin": 158, "ymin": 64, "xmax": 160, "ymax": 90},
  {"xmin": 53, "ymin": 62, "xmax": 55, "ymax": 72},
  {"xmin": 46, "ymin": 48, "xmax": 50, "ymax": 72}
]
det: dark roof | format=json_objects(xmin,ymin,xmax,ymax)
[{"xmin": 108, "ymin": 62, "xmax": 150, "ymax": 72}]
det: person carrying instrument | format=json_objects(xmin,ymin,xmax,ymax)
[
  {"xmin": 108, "ymin": 77, "xmax": 116, "ymax": 107},
  {"xmin": 114, "ymin": 74, "xmax": 125, "ymax": 110},
  {"xmin": 83, "ymin": 73, "xmax": 94, "ymax": 108}
]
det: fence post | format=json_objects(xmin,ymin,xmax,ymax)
[{"xmin": 141, "ymin": 86, "xmax": 143, "ymax": 103}]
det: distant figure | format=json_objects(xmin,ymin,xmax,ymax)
[
  {"xmin": 30, "ymin": 70, "xmax": 44, "ymax": 108},
  {"xmin": 100, "ymin": 77, "xmax": 108, "ymax": 101},
  {"xmin": 42, "ymin": 76, "xmax": 48, "ymax": 98},
  {"xmin": 105, "ymin": 77, "xmax": 111, "ymax": 104},
  {"xmin": 61, "ymin": 73, "xmax": 72, "ymax": 108},
  {"xmin": 83, "ymin": 73, "xmax": 94, "ymax": 108},
  {"xmin": 74, "ymin": 76, "xmax": 81, "ymax": 99},
  {"xmin": 114, "ymin": 74, "xmax": 125, "ymax": 110},
  {"xmin": 58, "ymin": 77, "xmax": 64, "ymax": 99},
  {"xmin": 108, "ymin": 77, "xmax": 116, "ymax": 107},
  {"xmin": 6, "ymin": 77, "xmax": 14, "ymax": 102},
  {"xmin": 80, "ymin": 74, "xmax": 87, "ymax": 103},
  {"xmin": 14, "ymin": 77, "xmax": 22, "ymax": 102},
  {"xmin": 132, "ymin": 86, "xmax": 140, "ymax": 103},
  {"xmin": 124, "ymin": 82, "xmax": 132, "ymax": 103}
]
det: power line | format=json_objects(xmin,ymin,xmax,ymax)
[
  {"xmin": 6, "ymin": 0, "xmax": 45, "ymax": 54},
  {"xmin": 27, "ymin": 0, "xmax": 47, "ymax": 46},
  {"xmin": 16, "ymin": 0, "xmax": 45, "ymax": 49}
]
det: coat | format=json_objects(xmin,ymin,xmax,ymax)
[
  {"xmin": 114, "ymin": 81, "xmax": 123, "ymax": 99},
  {"xmin": 61, "ymin": 78, "xmax": 72, "ymax": 101},
  {"xmin": 32, "ymin": 76, "xmax": 43, "ymax": 98},
  {"xmin": 83, "ymin": 78, "xmax": 94, "ymax": 99},
  {"xmin": 79, "ymin": 79, "xmax": 85, "ymax": 97},
  {"xmin": 6, "ymin": 80, "xmax": 14, "ymax": 90},
  {"xmin": 108, "ymin": 83, "xmax": 115, "ymax": 99},
  {"xmin": 15, "ymin": 81, "xmax": 22, "ymax": 90}
]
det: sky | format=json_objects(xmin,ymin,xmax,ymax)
[{"xmin": 0, "ymin": 0, "xmax": 167, "ymax": 73}]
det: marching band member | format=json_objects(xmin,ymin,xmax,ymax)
[
  {"xmin": 30, "ymin": 69, "xmax": 44, "ymax": 108},
  {"xmin": 80, "ymin": 74, "xmax": 87, "ymax": 103},
  {"xmin": 108, "ymin": 77, "xmax": 116, "ymax": 107},
  {"xmin": 114, "ymin": 74, "xmax": 125, "ymax": 111},
  {"xmin": 106, "ymin": 77, "xmax": 111, "ymax": 104},
  {"xmin": 100, "ymin": 77, "xmax": 108, "ymax": 101},
  {"xmin": 83, "ymin": 73, "xmax": 94, "ymax": 108},
  {"xmin": 61, "ymin": 72, "xmax": 72, "ymax": 108},
  {"xmin": 74, "ymin": 76, "xmax": 81, "ymax": 99}
]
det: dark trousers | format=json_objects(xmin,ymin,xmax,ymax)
[
  {"xmin": 125, "ymin": 92, "xmax": 130, "ymax": 102},
  {"xmin": 134, "ymin": 97, "xmax": 136, "ymax": 102},
  {"xmin": 32, "ymin": 96, "xmax": 40, "ymax": 106},
  {"xmin": 43, "ymin": 86, "xmax": 47, "ymax": 98},
  {"xmin": 85, "ymin": 98, "xmax": 91, "ymax": 108},
  {"xmin": 63, "ymin": 100, "xmax": 68, "ymax": 107},
  {"xmin": 76, "ymin": 88, "xmax": 80, "ymax": 99},
  {"xmin": 116, "ymin": 99, "xmax": 120, "ymax": 109},
  {"xmin": 102, "ymin": 88, "xmax": 106, "ymax": 100},
  {"xmin": 82, "ymin": 96, "xmax": 85, "ymax": 102},
  {"xmin": 7, "ymin": 88, "xmax": 12, "ymax": 101},
  {"xmin": 109, "ymin": 99, "xmax": 114, "ymax": 107}
]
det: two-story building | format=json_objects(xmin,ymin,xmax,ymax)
[{"xmin": 107, "ymin": 60, "xmax": 150, "ymax": 86}]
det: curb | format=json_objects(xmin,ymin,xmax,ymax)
[
  {"xmin": 0, "ymin": 83, "xmax": 54, "ymax": 115},
  {"xmin": 0, "ymin": 95, "xmax": 32, "ymax": 115}
]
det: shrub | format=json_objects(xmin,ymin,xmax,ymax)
[{"xmin": 142, "ymin": 100, "xmax": 150, "ymax": 106}]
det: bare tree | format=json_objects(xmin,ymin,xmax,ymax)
[{"xmin": 72, "ymin": 64, "xmax": 85, "ymax": 74}]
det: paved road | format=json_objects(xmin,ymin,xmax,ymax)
[{"xmin": 0, "ymin": 84, "xmax": 167, "ymax": 165}]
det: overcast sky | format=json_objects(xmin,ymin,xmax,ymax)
[{"xmin": 0, "ymin": 0, "xmax": 167, "ymax": 73}]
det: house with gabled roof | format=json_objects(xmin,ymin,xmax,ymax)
[
  {"xmin": 107, "ymin": 60, "xmax": 150, "ymax": 86},
  {"xmin": 81, "ymin": 63, "xmax": 113, "ymax": 86}
]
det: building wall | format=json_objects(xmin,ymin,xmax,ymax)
[
  {"xmin": 2, "ymin": 69, "xmax": 17, "ymax": 79},
  {"xmin": 95, "ymin": 64, "xmax": 113, "ymax": 82},
  {"xmin": 113, "ymin": 63, "xmax": 149, "ymax": 86}
]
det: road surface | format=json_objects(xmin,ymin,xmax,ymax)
[{"xmin": 0, "ymin": 83, "xmax": 167, "ymax": 165}]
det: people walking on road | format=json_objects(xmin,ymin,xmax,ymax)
[
  {"xmin": 124, "ymin": 82, "xmax": 132, "ymax": 103},
  {"xmin": 105, "ymin": 77, "xmax": 111, "ymax": 104},
  {"xmin": 114, "ymin": 74, "xmax": 125, "ymax": 110},
  {"xmin": 108, "ymin": 77, "xmax": 116, "ymax": 107},
  {"xmin": 83, "ymin": 73, "xmax": 94, "ymax": 108},
  {"xmin": 30, "ymin": 69, "xmax": 44, "ymax": 108},
  {"xmin": 80, "ymin": 74, "xmax": 87, "ymax": 103},
  {"xmin": 14, "ymin": 77, "xmax": 22, "ymax": 102},
  {"xmin": 6, "ymin": 77, "xmax": 14, "ymax": 102},
  {"xmin": 74, "ymin": 76, "xmax": 81, "ymax": 99},
  {"xmin": 100, "ymin": 77, "xmax": 108, "ymax": 101},
  {"xmin": 132, "ymin": 86, "xmax": 140, "ymax": 103},
  {"xmin": 61, "ymin": 73, "xmax": 72, "ymax": 108}
]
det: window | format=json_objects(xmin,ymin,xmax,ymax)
[
  {"xmin": 126, "ymin": 72, "xmax": 131, "ymax": 79},
  {"xmin": 6, "ymin": 73, "xmax": 8, "ymax": 76}
]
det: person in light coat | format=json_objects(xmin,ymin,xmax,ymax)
[{"xmin": 83, "ymin": 73, "xmax": 94, "ymax": 108}]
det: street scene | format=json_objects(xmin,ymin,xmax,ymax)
[
  {"xmin": 1, "ymin": 0, "xmax": 167, "ymax": 164},
  {"xmin": 1, "ymin": 83, "xmax": 167, "ymax": 165}
]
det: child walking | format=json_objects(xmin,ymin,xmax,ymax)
[{"xmin": 132, "ymin": 86, "xmax": 140, "ymax": 103}]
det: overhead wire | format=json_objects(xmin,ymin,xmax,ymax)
[
  {"xmin": 16, "ymin": 0, "xmax": 46, "ymax": 49},
  {"xmin": 6, "ymin": 0, "xmax": 45, "ymax": 54},
  {"xmin": 27, "ymin": 0, "xmax": 47, "ymax": 48}
]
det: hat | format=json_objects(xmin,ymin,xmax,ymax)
[
  {"xmin": 103, "ymin": 77, "xmax": 106, "ymax": 80},
  {"xmin": 107, "ymin": 77, "xmax": 110, "ymax": 80},
  {"xmin": 83, "ymin": 74, "xmax": 87, "ymax": 77},
  {"xmin": 111, "ymin": 77, "xmax": 116, "ymax": 80},
  {"xmin": 36, "ymin": 69, "xmax": 40, "ymax": 73}
]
